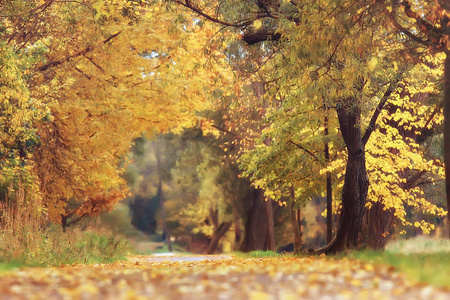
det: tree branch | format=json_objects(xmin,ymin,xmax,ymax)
[
  {"xmin": 288, "ymin": 140, "xmax": 319, "ymax": 161},
  {"xmin": 362, "ymin": 72, "xmax": 403, "ymax": 146},
  {"xmin": 382, "ymin": 6, "xmax": 431, "ymax": 47},
  {"xmin": 37, "ymin": 31, "xmax": 121, "ymax": 72},
  {"xmin": 211, "ymin": 125, "xmax": 242, "ymax": 139},
  {"xmin": 399, "ymin": 1, "xmax": 443, "ymax": 47},
  {"xmin": 0, "ymin": 0, "xmax": 54, "ymax": 18},
  {"xmin": 172, "ymin": 0, "xmax": 252, "ymax": 27},
  {"xmin": 405, "ymin": 170, "xmax": 427, "ymax": 190},
  {"xmin": 256, "ymin": 0, "xmax": 279, "ymax": 19},
  {"xmin": 242, "ymin": 30, "xmax": 282, "ymax": 45},
  {"xmin": 423, "ymin": 104, "xmax": 440, "ymax": 130}
]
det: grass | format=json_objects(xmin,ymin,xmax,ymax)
[
  {"xmin": 233, "ymin": 250, "xmax": 290, "ymax": 258},
  {"xmin": 0, "ymin": 195, "xmax": 131, "ymax": 273},
  {"xmin": 0, "ymin": 259, "xmax": 27, "ymax": 273},
  {"xmin": 347, "ymin": 237, "xmax": 450, "ymax": 288},
  {"xmin": 0, "ymin": 226, "xmax": 131, "ymax": 271},
  {"xmin": 348, "ymin": 250, "xmax": 450, "ymax": 288},
  {"xmin": 234, "ymin": 238, "xmax": 450, "ymax": 289}
]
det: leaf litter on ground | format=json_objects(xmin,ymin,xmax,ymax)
[{"xmin": 0, "ymin": 255, "xmax": 449, "ymax": 299}]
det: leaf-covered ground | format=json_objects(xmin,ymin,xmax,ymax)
[{"xmin": 0, "ymin": 255, "xmax": 449, "ymax": 299}]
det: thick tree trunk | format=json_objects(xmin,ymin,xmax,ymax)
[
  {"xmin": 206, "ymin": 221, "xmax": 233, "ymax": 254},
  {"xmin": 289, "ymin": 187, "xmax": 302, "ymax": 253},
  {"xmin": 240, "ymin": 188, "xmax": 272, "ymax": 251},
  {"xmin": 363, "ymin": 201, "xmax": 395, "ymax": 249},
  {"xmin": 444, "ymin": 51, "xmax": 450, "ymax": 238},
  {"xmin": 329, "ymin": 103, "xmax": 369, "ymax": 253}
]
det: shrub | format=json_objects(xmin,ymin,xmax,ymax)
[{"xmin": 1, "ymin": 199, "xmax": 131, "ymax": 268}]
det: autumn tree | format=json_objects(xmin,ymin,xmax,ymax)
[
  {"xmin": 376, "ymin": 0, "xmax": 450, "ymax": 236},
  {"xmin": 171, "ymin": 0, "xmax": 447, "ymax": 252},
  {"xmin": 210, "ymin": 60, "xmax": 283, "ymax": 251},
  {"xmin": 1, "ymin": 0, "xmax": 232, "ymax": 227}
]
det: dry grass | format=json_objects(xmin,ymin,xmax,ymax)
[{"xmin": 0, "ymin": 184, "xmax": 130, "ymax": 268}]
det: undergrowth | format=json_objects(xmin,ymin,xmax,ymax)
[
  {"xmin": 0, "ymin": 198, "xmax": 131, "ymax": 271},
  {"xmin": 347, "ymin": 250, "xmax": 450, "ymax": 288},
  {"xmin": 343, "ymin": 237, "xmax": 450, "ymax": 288}
]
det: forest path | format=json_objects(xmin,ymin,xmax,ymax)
[{"xmin": 0, "ymin": 255, "xmax": 449, "ymax": 299}]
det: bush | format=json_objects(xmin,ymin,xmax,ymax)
[{"xmin": 0, "ymin": 201, "xmax": 131, "ymax": 268}]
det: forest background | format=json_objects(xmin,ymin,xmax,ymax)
[{"xmin": 0, "ymin": 0, "xmax": 449, "ymax": 265}]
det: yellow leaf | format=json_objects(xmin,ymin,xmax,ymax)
[
  {"xmin": 368, "ymin": 57, "xmax": 378, "ymax": 71},
  {"xmin": 253, "ymin": 20, "xmax": 263, "ymax": 29},
  {"xmin": 364, "ymin": 264, "xmax": 374, "ymax": 271},
  {"xmin": 249, "ymin": 291, "xmax": 270, "ymax": 300}
]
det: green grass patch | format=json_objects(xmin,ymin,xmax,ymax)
[
  {"xmin": 0, "ymin": 225, "xmax": 131, "ymax": 269},
  {"xmin": 0, "ymin": 260, "xmax": 26, "ymax": 273},
  {"xmin": 347, "ymin": 250, "xmax": 450, "ymax": 288}
]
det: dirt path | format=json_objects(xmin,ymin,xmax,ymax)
[{"xmin": 0, "ymin": 255, "xmax": 448, "ymax": 299}]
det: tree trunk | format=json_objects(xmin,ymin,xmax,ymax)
[
  {"xmin": 324, "ymin": 107, "xmax": 333, "ymax": 243},
  {"xmin": 206, "ymin": 221, "xmax": 232, "ymax": 254},
  {"xmin": 289, "ymin": 187, "xmax": 302, "ymax": 253},
  {"xmin": 362, "ymin": 201, "xmax": 395, "ymax": 249},
  {"xmin": 326, "ymin": 172, "xmax": 333, "ymax": 243},
  {"xmin": 443, "ymin": 51, "xmax": 450, "ymax": 238},
  {"xmin": 240, "ymin": 188, "xmax": 271, "ymax": 251},
  {"xmin": 233, "ymin": 205, "xmax": 241, "ymax": 250},
  {"xmin": 265, "ymin": 197, "xmax": 276, "ymax": 251},
  {"xmin": 61, "ymin": 215, "xmax": 68, "ymax": 233},
  {"xmin": 153, "ymin": 142, "xmax": 172, "ymax": 252},
  {"xmin": 329, "ymin": 102, "xmax": 369, "ymax": 253}
]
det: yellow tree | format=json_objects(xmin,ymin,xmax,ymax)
[
  {"xmin": 1, "ymin": 0, "xmax": 232, "ymax": 226},
  {"xmin": 170, "ymin": 0, "xmax": 447, "ymax": 252},
  {"xmin": 377, "ymin": 0, "xmax": 450, "ymax": 236}
]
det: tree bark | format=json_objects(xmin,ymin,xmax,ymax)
[
  {"xmin": 243, "ymin": 31, "xmax": 282, "ymax": 45},
  {"xmin": 265, "ymin": 197, "xmax": 276, "ymax": 251},
  {"xmin": 206, "ymin": 221, "xmax": 233, "ymax": 254},
  {"xmin": 444, "ymin": 51, "xmax": 450, "ymax": 238},
  {"xmin": 324, "ymin": 105, "xmax": 333, "ymax": 243},
  {"xmin": 326, "ymin": 172, "xmax": 333, "ymax": 243},
  {"xmin": 233, "ymin": 205, "xmax": 241, "ymax": 250},
  {"xmin": 362, "ymin": 201, "xmax": 395, "ymax": 249},
  {"xmin": 240, "ymin": 188, "xmax": 273, "ymax": 251},
  {"xmin": 329, "ymin": 102, "xmax": 369, "ymax": 253},
  {"xmin": 289, "ymin": 187, "xmax": 302, "ymax": 253}
]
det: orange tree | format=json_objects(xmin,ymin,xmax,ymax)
[{"xmin": 0, "ymin": 0, "xmax": 232, "ymax": 226}]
